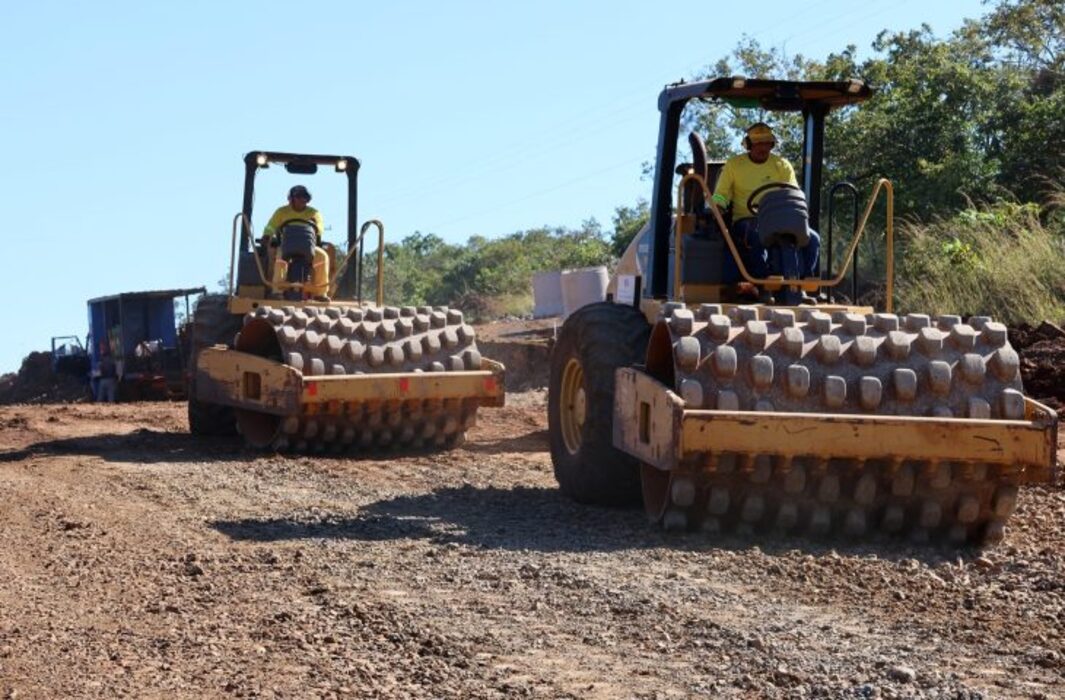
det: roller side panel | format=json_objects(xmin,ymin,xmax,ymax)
[
  {"xmin": 187, "ymin": 294, "xmax": 243, "ymax": 435},
  {"xmin": 194, "ymin": 347, "xmax": 302, "ymax": 415}
]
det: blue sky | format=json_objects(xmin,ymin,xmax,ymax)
[{"xmin": 2, "ymin": 0, "xmax": 986, "ymax": 374}]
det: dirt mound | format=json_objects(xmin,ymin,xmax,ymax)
[
  {"xmin": 0, "ymin": 351, "xmax": 91, "ymax": 405},
  {"xmin": 476, "ymin": 318, "xmax": 555, "ymax": 391},
  {"xmin": 1011, "ymin": 321, "xmax": 1065, "ymax": 416}
]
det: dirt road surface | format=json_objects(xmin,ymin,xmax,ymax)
[{"xmin": 0, "ymin": 397, "xmax": 1063, "ymax": 699}]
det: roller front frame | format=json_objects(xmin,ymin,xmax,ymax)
[
  {"xmin": 614, "ymin": 367, "xmax": 1058, "ymax": 483},
  {"xmin": 195, "ymin": 346, "xmax": 505, "ymax": 414}
]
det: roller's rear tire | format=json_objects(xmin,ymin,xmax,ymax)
[
  {"xmin": 548, "ymin": 302, "xmax": 651, "ymax": 506},
  {"xmin": 187, "ymin": 294, "xmax": 242, "ymax": 436}
]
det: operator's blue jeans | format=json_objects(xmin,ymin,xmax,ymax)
[{"xmin": 722, "ymin": 217, "xmax": 821, "ymax": 283}]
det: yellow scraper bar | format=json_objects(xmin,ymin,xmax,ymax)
[
  {"xmin": 614, "ymin": 367, "xmax": 1058, "ymax": 482},
  {"xmin": 195, "ymin": 346, "xmax": 505, "ymax": 415}
]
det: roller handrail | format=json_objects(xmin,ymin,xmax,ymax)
[
  {"xmin": 229, "ymin": 213, "xmax": 387, "ymax": 303},
  {"xmin": 330, "ymin": 219, "xmax": 385, "ymax": 306},
  {"xmin": 826, "ymin": 181, "xmax": 860, "ymax": 303},
  {"xmin": 830, "ymin": 178, "xmax": 895, "ymax": 311},
  {"xmin": 229, "ymin": 212, "xmax": 331, "ymax": 297},
  {"xmin": 229, "ymin": 212, "xmax": 275, "ymax": 296},
  {"xmin": 674, "ymin": 173, "xmax": 895, "ymax": 307}
]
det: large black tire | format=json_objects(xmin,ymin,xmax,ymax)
[
  {"xmin": 187, "ymin": 294, "xmax": 243, "ymax": 436},
  {"xmin": 548, "ymin": 302, "xmax": 652, "ymax": 506}
]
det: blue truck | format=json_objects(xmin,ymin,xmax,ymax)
[{"xmin": 86, "ymin": 287, "xmax": 205, "ymax": 401}]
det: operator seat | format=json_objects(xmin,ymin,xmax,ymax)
[
  {"xmin": 273, "ymin": 222, "xmax": 331, "ymax": 300},
  {"xmin": 756, "ymin": 187, "xmax": 816, "ymax": 305}
]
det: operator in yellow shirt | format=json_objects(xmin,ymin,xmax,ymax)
[
  {"xmin": 711, "ymin": 123, "xmax": 820, "ymax": 295},
  {"xmin": 262, "ymin": 185, "xmax": 324, "ymax": 242},
  {"xmin": 261, "ymin": 185, "xmax": 331, "ymax": 299}
]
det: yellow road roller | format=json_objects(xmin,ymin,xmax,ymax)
[
  {"xmin": 548, "ymin": 79, "xmax": 1057, "ymax": 545},
  {"xmin": 189, "ymin": 151, "xmax": 504, "ymax": 452}
]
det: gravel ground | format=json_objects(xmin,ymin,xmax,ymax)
[{"xmin": 0, "ymin": 395, "xmax": 1063, "ymax": 699}]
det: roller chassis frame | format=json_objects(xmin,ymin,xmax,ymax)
[
  {"xmin": 195, "ymin": 345, "xmax": 505, "ymax": 416},
  {"xmin": 192, "ymin": 294, "xmax": 506, "ymax": 451},
  {"xmin": 618, "ymin": 298, "xmax": 1058, "ymax": 484},
  {"xmin": 204, "ymin": 296, "xmax": 505, "ymax": 414}
]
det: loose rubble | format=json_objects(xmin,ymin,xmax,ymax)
[
  {"xmin": 0, "ymin": 351, "xmax": 90, "ymax": 405},
  {"xmin": 0, "ymin": 395, "xmax": 1062, "ymax": 698}
]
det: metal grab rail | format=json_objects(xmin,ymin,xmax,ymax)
[
  {"xmin": 232, "ymin": 213, "xmax": 379, "ymax": 300},
  {"xmin": 331, "ymin": 219, "xmax": 385, "ymax": 305},
  {"xmin": 673, "ymin": 173, "xmax": 895, "ymax": 309},
  {"xmin": 229, "ymin": 212, "xmax": 316, "ymax": 296},
  {"xmin": 826, "ymin": 181, "xmax": 859, "ymax": 303},
  {"xmin": 229, "ymin": 213, "xmax": 255, "ymax": 296},
  {"xmin": 836, "ymin": 178, "xmax": 895, "ymax": 312}
]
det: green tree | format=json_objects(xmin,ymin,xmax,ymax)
[
  {"xmin": 676, "ymin": 0, "xmax": 1064, "ymax": 218},
  {"xmin": 974, "ymin": 0, "xmax": 1065, "ymax": 203},
  {"xmin": 363, "ymin": 222, "xmax": 612, "ymax": 320},
  {"xmin": 687, "ymin": 38, "xmax": 815, "ymax": 165},
  {"xmin": 609, "ymin": 199, "xmax": 649, "ymax": 257},
  {"xmin": 371, "ymin": 1, "xmax": 1064, "ymax": 319}
]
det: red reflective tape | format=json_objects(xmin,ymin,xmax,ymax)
[
  {"xmin": 306, "ymin": 382, "xmax": 318, "ymax": 396},
  {"xmin": 484, "ymin": 377, "xmax": 496, "ymax": 393},
  {"xmin": 399, "ymin": 377, "xmax": 410, "ymax": 393}
]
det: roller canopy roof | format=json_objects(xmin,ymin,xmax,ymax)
[{"xmin": 660, "ymin": 77, "xmax": 873, "ymax": 111}]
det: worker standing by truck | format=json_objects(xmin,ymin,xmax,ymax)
[{"xmin": 96, "ymin": 346, "xmax": 118, "ymax": 403}]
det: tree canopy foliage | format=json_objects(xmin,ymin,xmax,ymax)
[
  {"xmin": 690, "ymin": 0, "xmax": 1063, "ymax": 217},
  {"xmin": 365, "ymin": 222, "xmax": 612, "ymax": 319},
  {"xmin": 365, "ymin": 0, "xmax": 1062, "ymax": 322}
]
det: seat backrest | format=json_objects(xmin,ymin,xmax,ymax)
[{"xmin": 279, "ymin": 222, "xmax": 317, "ymax": 261}]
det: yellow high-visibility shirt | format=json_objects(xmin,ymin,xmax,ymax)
[
  {"xmin": 711, "ymin": 153, "xmax": 798, "ymax": 220},
  {"xmin": 263, "ymin": 204, "xmax": 325, "ymax": 239}
]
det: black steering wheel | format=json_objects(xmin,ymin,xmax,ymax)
[
  {"xmin": 277, "ymin": 218, "xmax": 319, "ymax": 235},
  {"xmin": 746, "ymin": 182, "xmax": 803, "ymax": 215}
]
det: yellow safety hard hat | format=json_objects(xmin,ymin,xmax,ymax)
[{"xmin": 743, "ymin": 122, "xmax": 777, "ymax": 148}]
